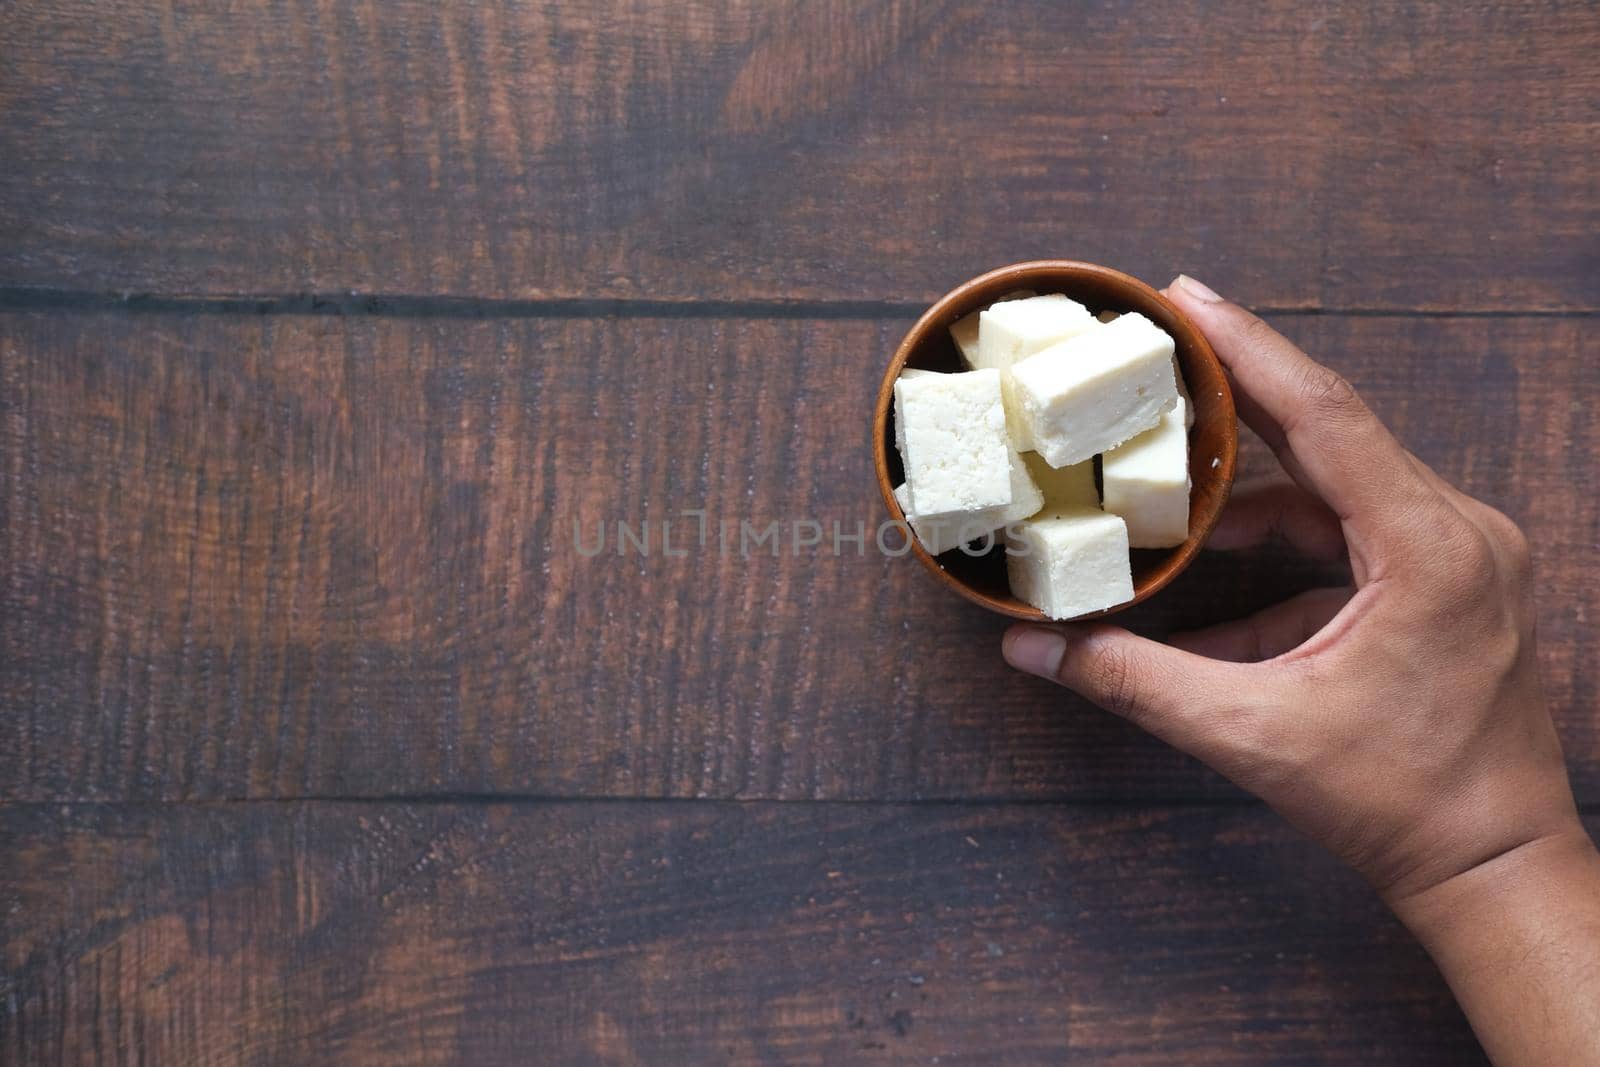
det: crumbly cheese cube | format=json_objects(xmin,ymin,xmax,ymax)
[
  {"xmin": 1107, "ymin": 308, "xmax": 1196, "ymax": 425},
  {"xmin": 971, "ymin": 294, "xmax": 1097, "ymax": 372},
  {"xmin": 1096, "ymin": 311, "xmax": 1192, "ymax": 426},
  {"xmin": 890, "ymin": 370, "xmax": 942, "ymax": 496},
  {"xmin": 1008, "ymin": 312, "xmax": 1178, "ymax": 468},
  {"xmin": 894, "ymin": 447, "xmax": 1041, "ymax": 555},
  {"xmin": 1173, "ymin": 358, "xmax": 1195, "ymax": 428},
  {"xmin": 1097, "ymin": 311, "xmax": 1193, "ymax": 426},
  {"xmin": 1006, "ymin": 509, "xmax": 1134, "ymax": 620},
  {"xmin": 950, "ymin": 290, "xmax": 1037, "ymax": 365},
  {"xmin": 1102, "ymin": 398, "xmax": 1191, "ymax": 548},
  {"xmin": 950, "ymin": 313, "xmax": 981, "ymax": 365},
  {"xmin": 894, "ymin": 483, "xmax": 977, "ymax": 555},
  {"xmin": 893, "ymin": 369, "xmax": 1013, "ymax": 519},
  {"xmin": 998, "ymin": 447, "xmax": 1045, "ymax": 525},
  {"xmin": 1021, "ymin": 452, "xmax": 1098, "ymax": 511}
]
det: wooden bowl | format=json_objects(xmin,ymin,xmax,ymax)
[{"xmin": 873, "ymin": 261, "xmax": 1238, "ymax": 621}]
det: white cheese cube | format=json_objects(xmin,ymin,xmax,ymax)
[
  {"xmin": 1102, "ymin": 398, "xmax": 1191, "ymax": 548},
  {"xmin": 894, "ymin": 483, "xmax": 976, "ymax": 555},
  {"xmin": 1008, "ymin": 312, "xmax": 1178, "ymax": 468},
  {"xmin": 893, "ymin": 369, "xmax": 1014, "ymax": 520},
  {"xmin": 1173, "ymin": 358, "xmax": 1195, "ymax": 428},
  {"xmin": 1021, "ymin": 452, "xmax": 1098, "ymax": 511},
  {"xmin": 998, "ymin": 447, "xmax": 1045, "ymax": 525},
  {"xmin": 950, "ymin": 290, "xmax": 1037, "ymax": 366},
  {"xmin": 1088, "ymin": 308, "xmax": 1190, "ymax": 425},
  {"xmin": 971, "ymin": 294, "xmax": 1097, "ymax": 372},
  {"xmin": 1100, "ymin": 308, "xmax": 1190, "ymax": 425},
  {"xmin": 894, "ymin": 448, "xmax": 1042, "ymax": 555},
  {"xmin": 1006, "ymin": 509, "xmax": 1134, "ymax": 620},
  {"xmin": 898, "ymin": 367, "xmax": 939, "ymax": 379},
  {"xmin": 950, "ymin": 313, "xmax": 981, "ymax": 365}
]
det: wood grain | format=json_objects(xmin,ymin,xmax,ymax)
[
  {"xmin": 2, "ymin": 310, "xmax": 1594, "ymax": 804},
  {"xmin": 2, "ymin": 1, "xmax": 1597, "ymax": 309},
  {"xmin": 1, "ymin": 801, "xmax": 1509, "ymax": 1066}
]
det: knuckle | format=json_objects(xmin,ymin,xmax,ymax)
[
  {"xmin": 1425, "ymin": 512, "xmax": 1496, "ymax": 575},
  {"xmin": 1087, "ymin": 642, "xmax": 1141, "ymax": 719},
  {"xmin": 1456, "ymin": 525, "xmax": 1500, "ymax": 581},
  {"xmin": 1450, "ymin": 529, "xmax": 1498, "ymax": 585},
  {"xmin": 1486, "ymin": 508, "xmax": 1533, "ymax": 575},
  {"xmin": 1295, "ymin": 364, "xmax": 1363, "ymax": 419},
  {"xmin": 1484, "ymin": 622, "xmax": 1527, "ymax": 679},
  {"xmin": 1420, "ymin": 519, "xmax": 1502, "ymax": 618}
]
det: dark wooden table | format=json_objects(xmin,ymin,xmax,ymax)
[{"xmin": 2, "ymin": 3, "xmax": 1596, "ymax": 1063}]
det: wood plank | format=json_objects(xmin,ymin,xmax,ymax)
[
  {"xmin": 2, "ymin": 1, "xmax": 1596, "ymax": 309},
  {"xmin": 1, "ymin": 311, "xmax": 1595, "ymax": 802},
  {"xmin": 1, "ymin": 801, "xmax": 1509, "ymax": 1065}
]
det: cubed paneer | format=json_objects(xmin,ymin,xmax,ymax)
[
  {"xmin": 1095, "ymin": 311, "xmax": 1194, "ymax": 427},
  {"xmin": 950, "ymin": 313, "xmax": 980, "ymax": 365},
  {"xmin": 1005, "ymin": 509, "xmax": 1135, "ymax": 620},
  {"xmin": 893, "ymin": 368, "xmax": 1014, "ymax": 520},
  {"xmin": 894, "ymin": 483, "xmax": 976, "ymax": 555},
  {"xmin": 1102, "ymin": 398, "xmax": 1190, "ymax": 548},
  {"xmin": 998, "ymin": 448, "xmax": 1045, "ymax": 526},
  {"xmin": 1021, "ymin": 452, "xmax": 1099, "ymax": 512},
  {"xmin": 1008, "ymin": 313, "xmax": 1178, "ymax": 468},
  {"xmin": 894, "ymin": 450, "xmax": 1042, "ymax": 555},
  {"xmin": 1173, "ymin": 358, "xmax": 1195, "ymax": 428},
  {"xmin": 949, "ymin": 290, "xmax": 1038, "ymax": 366},
  {"xmin": 970, "ymin": 294, "xmax": 1097, "ymax": 372}
]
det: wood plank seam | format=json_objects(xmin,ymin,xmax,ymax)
[{"xmin": 3, "ymin": 287, "xmax": 1600, "ymax": 320}]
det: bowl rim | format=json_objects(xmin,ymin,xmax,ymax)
[{"xmin": 872, "ymin": 259, "xmax": 1238, "ymax": 622}]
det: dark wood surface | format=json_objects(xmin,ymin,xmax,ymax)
[
  {"xmin": 4, "ymin": 1, "xmax": 1599, "ymax": 1062},
  {"xmin": 1, "ymin": 1, "xmax": 1597, "ymax": 310},
  {"xmin": 5, "ymin": 801, "xmax": 1534, "ymax": 1066},
  {"xmin": 2, "ymin": 311, "xmax": 1594, "ymax": 805}
]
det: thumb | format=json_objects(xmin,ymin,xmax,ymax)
[{"xmin": 1003, "ymin": 622, "xmax": 1265, "ymax": 759}]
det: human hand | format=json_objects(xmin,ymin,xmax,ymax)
[
  {"xmin": 1003, "ymin": 275, "xmax": 1600, "ymax": 1062},
  {"xmin": 1001, "ymin": 274, "xmax": 1585, "ymax": 907}
]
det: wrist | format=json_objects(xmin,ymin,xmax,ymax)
[
  {"xmin": 1386, "ymin": 821, "xmax": 1600, "ymax": 944},
  {"xmin": 1382, "ymin": 821, "xmax": 1600, "ymax": 1065}
]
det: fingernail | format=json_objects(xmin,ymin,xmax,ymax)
[
  {"xmin": 1003, "ymin": 626, "xmax": 1067, "ymax": 678},
  {"xmin": 1173, "ymin": 274, "xmax": 1223, "ymax": 303}
]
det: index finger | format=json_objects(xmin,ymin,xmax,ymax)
[{"xmin": 1165, "ymin": 275, "xmax": 1447, "ymax": 565}]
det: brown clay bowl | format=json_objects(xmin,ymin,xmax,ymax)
[{"xmin": 873, "ymin": 260, "xmax": 1238, "ymax": 621}]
